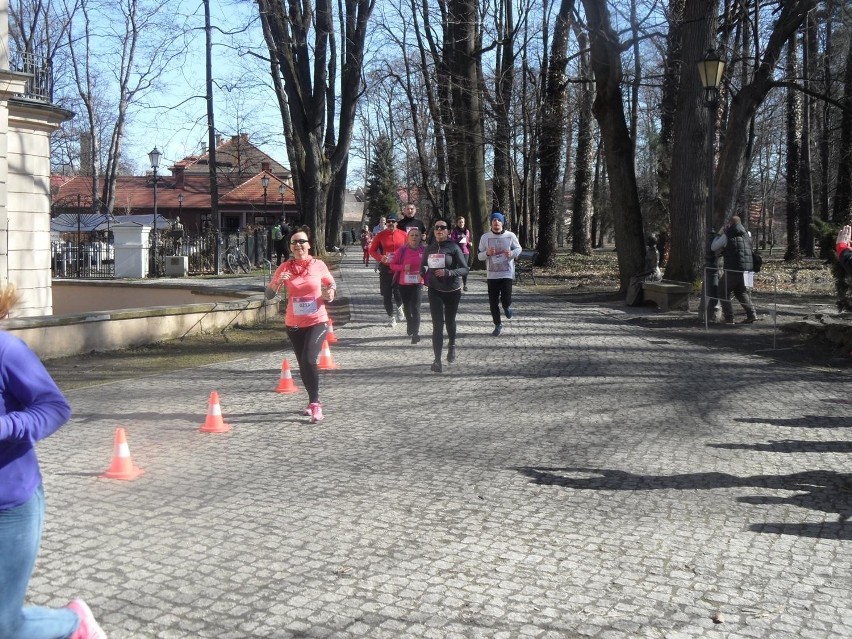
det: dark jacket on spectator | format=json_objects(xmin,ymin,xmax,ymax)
[{"xmin": 722, "ymin": 222, "xmax": 753, "ymax": 272}]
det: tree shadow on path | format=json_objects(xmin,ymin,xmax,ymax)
[{"xmin": 515, "ymin": 466, "xmax": 852, "ymax": 539}]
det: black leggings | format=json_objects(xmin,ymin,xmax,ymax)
[
  {"xmin": 379, "ymin": 267, "xmax": 402, "ymax": 316},
  {"xmin": 427, "ymin": 287, "xmax": 461, "ymax": 361},
  {"xmin": 399, "ymin": 285, "xmax": 423, "ymax": 336},
  {"xmin": 287, "ymin": 322, "xmax": 328, "ymax": 403},
  {"xmin": 487, "ymin": 278, "xmax": 513, "ymax": 325}
]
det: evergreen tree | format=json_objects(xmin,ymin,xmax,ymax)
[{"xmin": 365, "ymin": 135, "xmax": 400, "ymax": 226}]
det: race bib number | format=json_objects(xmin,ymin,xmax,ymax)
[
  {"xmin": 428, "ymin": 253, "xmax": 445, "ymax": 269},
  {"xmin": 293, "ymin": 296, "xmax": 318, "ymax": 316},
  {"xmin": 384, "ymin": 251, "xmax": 395, "ymax": 262},
  {"xmin": 402, "ymin": 271, "xmax": 420, "ymax": 284}
]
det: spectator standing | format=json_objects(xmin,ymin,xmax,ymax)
[
  {"xmin": 396, "ymin": 204, "xmax": 426, "ymax": 236},
  {"xmin": 710, "ymin": 215, "xmax": 758, "ymax": 324},
  {"xmin": 477, "ymin": 212, "xmax": 522, "ymax": 336},
  {"xmin": 421, "ymin": 218, "xmax": 469, "ymax": 372},
  {"xmin": 369, "ymin": 214, "xmax": 408, "ymax": 326},
  {"xmin": 267, "ymin": 227, "xmax": 336, "ymax": 423},
  {"xmin": 389, "ymin": 227, "xmax": 426, "ymax": 343},
  {"xmin": 0, "ymin": 284, "xmax": 108, "ymax": 639},
  {"xmin": 450, "ymin": 215, "xmax": 473, "ymax": 291}
]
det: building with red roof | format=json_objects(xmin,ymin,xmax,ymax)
[{"xmin": 52, "ymin": 134, "xmax": 299, "ymax": 233}]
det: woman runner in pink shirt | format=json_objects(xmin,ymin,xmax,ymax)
[
  {"xmin": 267, "ymin": 226, "xmax": 336, "ymax": 423},
  {"xmin": 389, "ymin": 227, "xmax": 425, "ymax": 343}
]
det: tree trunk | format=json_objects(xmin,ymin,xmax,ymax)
[
  {"xmin": 713, "ymin": 0, "xmax": 819, "ymax": 226},
  {"xmin": 535, "ymin": 0, "xmax": 573, "ymax": 267},
  {"xmin": 445, "ymin": 0, "xmax": 487, "ymax": 232},
  {"xmin": 666, "ymin": 0, "xmax": 715, "ymax": 284},
  {"xmin": 258, "ymin": 0, "xmax": 374, "ymax": 255},
  {"xmin": 580, "ymin": 0, "xmax": 644, "ymax": 290},
  {"xmin": 785, "ymin": 33, "xmax": 802, "ymax": 261},
  {"xmin": 571, "ymin": 29, "xmax": 594, "ymax": 256},
  {"xmin": 833, "ymin": 26, "xmax": 852, "ymax": 225},
  {"xmin": 491, "ymin": 0, "xmax": 515, "ymax": 219}
]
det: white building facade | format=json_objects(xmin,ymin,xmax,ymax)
[{"xmin": 0, "ymin": 0, "xmax": 73, "ymax": 317}]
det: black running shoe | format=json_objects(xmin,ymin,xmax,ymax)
[
  {"xmin": 431, "ymin": 360, "xmax": 443, "ymax": 373},
  {"xmin": 492, "ymin": 324, "xmax": 503, "ymax": 337},
  {"xmin": 447, "ymin": 345, "xmax": 456, "ymax": 363}
]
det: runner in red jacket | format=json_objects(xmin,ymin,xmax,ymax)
[{"xmin": 368, "ymin": 214, "xmax": 408, "ymax": 326}]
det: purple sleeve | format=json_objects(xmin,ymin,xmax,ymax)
[{"xmin": 0, "ymin": 337, "xmax": 71, "ymax": 442}]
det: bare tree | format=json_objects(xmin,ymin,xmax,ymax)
[
  {"xmin": 65, "ymin": 0, "xmax": 187, "ymax": 213},
  {"xmin": 579, "ymin": 0, "xmax": 644, "ymax": 289},
  {"xmin": 571, "ymin": 28, "xmax": 594, "ymax": 255},
  {"xmin": 258, "ymin": 0, "xmax": 374, "ymax": 251},
  {"xmin": 535, "ymin": 0, "xmax": 573, "ymax": 267}
]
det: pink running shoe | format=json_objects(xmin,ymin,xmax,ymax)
[
  {"xmin": 67, "ymin": 599, "xmax": 108, "ymax": 639},
  {"xmin": 309, "ymin": 402, "xmax": 324, "ymax": 423},
  {"xmin": 302, "ymin": 405, "xmax": 312, "ymax": 416}
]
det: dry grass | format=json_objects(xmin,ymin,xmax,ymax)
[{"xmin": 533, "ymin": 250, "xmax": 839, "ymax": 298}]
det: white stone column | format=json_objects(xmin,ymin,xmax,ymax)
[{"xmin": 113, "ymin": 223, "xmax": 151, "ymax": 278}]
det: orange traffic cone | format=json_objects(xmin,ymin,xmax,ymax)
[
  {"xmin": 199, "ymin": 391, "xmax": 232, "ymax": 433},
  {"xmin": 326, "ymin": 318, "xmax": 338, "ymax": 344},
  {"xmin": 100, "ymin": 428, "xmax": 144, "ymax": 480},
  {"xmin": 317, "ymin": 339, "xmax": 339, "ymax": 370},
  {"xmin": 275, "ymin": 359, "xmax": 300, "ymax": 394}
]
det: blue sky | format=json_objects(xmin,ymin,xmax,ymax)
[{"xmin": 120, "ymin": 0, "xmax": 289, "ymax": 176}]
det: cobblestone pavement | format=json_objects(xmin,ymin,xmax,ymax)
[{"xmin": 31, "ymin": 253, "xmax": 852, "ymax": 638}]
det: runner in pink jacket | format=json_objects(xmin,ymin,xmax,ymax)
[{"xmin": 389, "ymin": 227, "xmax": 425, "ymax": 343}]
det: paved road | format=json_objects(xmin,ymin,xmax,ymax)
[{"xmin": 31, "ymin": 253, "xmax": 852, "ymax": 638}]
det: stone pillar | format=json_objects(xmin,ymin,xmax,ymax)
[{"xmin": 113, "ymin": 223, "xmax": 151, "ymax": 278}]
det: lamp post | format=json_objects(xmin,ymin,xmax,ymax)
[
  {"xmin": 697, "ymin": 48, "xmax": 725, "ymax": 323},
  {"xmin": 177, "ymin": 192, "xmax": 183, "ymax": 222},
  {"xmin": 440, "ymin": 180, "xmax": 447, "ymax": 218},
  {"xmin": 261, "ymin": 174, "xmax": 270, "ymax": 222},
  {"xmin": 279, "ymin": 183, "xmax": 286, "ymax": 221},
  {"xmin": 148, "ymin": 146, "xmax": 161, "ymax": 277}
]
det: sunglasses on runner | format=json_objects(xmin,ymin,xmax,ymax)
[
  {"xmin": 434, "ymin": 225, "xmax": 448, "ymax": 230},
  {"xmin": 290, "ymin": 239, "xmax": 309, "ymax": 245}
]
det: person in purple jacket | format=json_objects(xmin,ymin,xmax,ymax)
[{"xmin": 0, "ymin": 285, "xmax": 107, "ymax": 639}]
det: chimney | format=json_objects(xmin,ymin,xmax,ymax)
[
  {"xmin": 261, "ymin": 161, "xmax": 271, "ymax": 173},
  {"xmin": 173, "ymin": 166, "xmax": 185, "ymax": 189}
]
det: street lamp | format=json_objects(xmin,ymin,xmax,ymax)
[
  {"xmin": 261, "ymin": 174, "xmax": 270, "ymax": 221},
  {"xmin": 279, "ymin": 183, "xmax": 286, "ymax": 221},
  {"xmin": 440, "ymin": 180, "xmax": 447, "ymax": 218},
  {"xmin": 148, "ymin": 146, "xmax": 162, "ymax": 277},
  {"xmin": 697, "ymin": 48, "xmax": 725, "ymax": 234},
  {"xmin": 697, "ymin": 48, "xmax": 725, "ymax": 323},
  {"xmin": 177, "ymin": 192, "xmax": 183, "ymax": 222}
]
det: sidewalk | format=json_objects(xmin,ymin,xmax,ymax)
[{"xmin": 32, "ymin": 252, "xmax": 852, "ymax": 638}]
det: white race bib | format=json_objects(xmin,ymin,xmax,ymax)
[
  {"xmin": 402, "ymin": 272, "xmax": 420, "ymax": 284},
  {"xmin": 428, "ymin": 253, "xmax": 445, "ymax": 269},
  {"xmin": 293, "ymin": 296, "xmax": 318, "ymax": 316}
]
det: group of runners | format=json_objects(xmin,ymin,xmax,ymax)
[{"xmin": 263, "ymin": 208, "xmax": 523, "ymax": 424}]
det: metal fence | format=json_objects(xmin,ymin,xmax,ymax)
[
  {"xmin": 52, "ymin": 229, "xmax": 273, "ymax": 279},
  {"xmin": 51, "ymin": 241, "xmax": 115, "ymax": 278}
]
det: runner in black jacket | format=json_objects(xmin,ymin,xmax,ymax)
[{"xmin": 420, "ymin": 218, "xmax": 469, "ymax": 373}]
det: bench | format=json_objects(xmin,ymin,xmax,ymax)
[
  {"xmin": 514, "ymin": 249, "xmax": 538, "ymax": 285},
  {"xmin": 641, "ymin": 280, "xmax": 691, "ymax": 312}
]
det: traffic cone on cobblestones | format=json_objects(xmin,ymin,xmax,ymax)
[
  {"xmin": 100, "ymin": 428, "xmax": 144, "ymax": 480},
  {"xmin": 199, "ymin": 391, "xmax": 232, "ymax": 433},
  {"xmin": 326, "ymin": 318, "xmax": 338, "ymax": 344},
  {"xmin": 317, "ymin": 340, "xmax": 339, "ymax": 370},
  {"xmin": 275, "ymin": 359, "xmax": 300, "ymax": 394}
]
